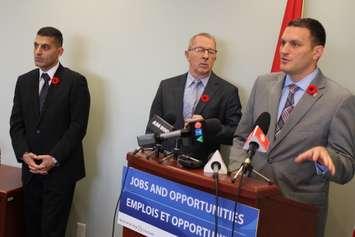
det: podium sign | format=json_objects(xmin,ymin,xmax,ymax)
[{"xmin": 118, "ymin": 166, "xmax": 259, "ymax": 237}]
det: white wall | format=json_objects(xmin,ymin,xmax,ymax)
[
  {"xmin": 303, "ymin": 1, "xmax": 355, "ymax": 236},
  {"xmin": 0, "ymin": 1, "xmax": 354, "ymax": 236}
]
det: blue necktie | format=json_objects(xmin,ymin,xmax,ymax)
[{"xmin": 183, "ymin": 80, "xmax": 202, "ymax": 119}]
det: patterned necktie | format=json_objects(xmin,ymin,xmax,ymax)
[
  {"xmin": 39, "ymin": 73, "xmax": 50, "ymax": 112},
  {"xmin": 192, "ymin": 80, "xmax": 203, "ymax": 113},
  {"xmin": 183, "ymin": 80, "xmax": 203, "ymax": 119},
  {"xmin": 275, "ymin": 84, "xmax": 299, "ymax": 137}
]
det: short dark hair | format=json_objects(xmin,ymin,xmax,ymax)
[
  {"xmin": 37, "ymin": 26, "xmax": 63, "ymax": 46},
  {"xmin": 287, "ymin": 18, "xmax": 326, "ymax": 46}
]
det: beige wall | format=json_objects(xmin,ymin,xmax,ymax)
[{"xmin": 0, "ymin": 1, "xmax": 354, "ymax": 236}]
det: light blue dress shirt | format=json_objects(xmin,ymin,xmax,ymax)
[
  {"xmin": 183, "ymin": 73, "xmax": 209, "ymax": 119},
  {"xmin": 277, "ymin": 68, "xmax": 319, "ymax": 119}
]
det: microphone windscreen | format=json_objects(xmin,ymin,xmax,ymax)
[
  {"xmin": 164, "ymin": 113, "xmax": 176, "ymax": 125},
  {"xmin": 254, "ymin": 112, "xmax": 271, "ymax": 134},
  {"xmin": 204, "ymin": 118, "xmax": 222, "ymax": 136},
  {"xmin": 148, "ymin": 114, "xmax": 175, "ymax": 134}
]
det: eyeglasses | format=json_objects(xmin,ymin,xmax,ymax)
[{"xmin": 188, "ymin": 47, "xmax": 217, "ymax": 55}]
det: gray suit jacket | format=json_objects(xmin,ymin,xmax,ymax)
[
  {"xmin": 229, "ymin": 70, "xmax": 355, "ymax": 236},
  {"xmin": 147, "ymin": 72, "xmax": 242, "ymax": 162}
]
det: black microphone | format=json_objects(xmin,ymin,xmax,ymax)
[
  {"xmin": 232, "ymin": 112, "xmax": 270, "ymax": 139},
  {"xmin": 164, "ymin": 113, "xmax": 176, "ymax": 126},
  {"xmin": 136, "ymin": 114, "xmax": 177, "ymax": 157},
  {"xmin": 141, "ymin": 113, "xmax": 176, "ymax": 147},
  {"xmin": 159, "ymin": 128, "xmax": 191, "ymax": 139},
  {"xmin": 232, "ymin": 112, "xmax": 271, "ymax": 181},
  {"xmin": 254, "ymin": 112, "xmax": 271, "ymax": 134},
  {"xmin": 160, "ymin": 118, "xmax": 222, "ymax": 141},
  {"xmin": 211, "ymin": 161, "xmax": 222, "ymax": 176},
  {"xmin": 148, "ymin": 114, "xmax": 175, "ymax": 135},
  {"xmin": 137, "ymin": 133, "xmax": 156, "ymax": 147},
  {"xmin": 137, "ymin": 118, "xmax": 222, "ymax": 158},
  {"xmin": 203, "ymin": 118, "xmax": 222, "ymax": 137},
  {"xmin": 137, "ymin": 130, "xmax": 187, "ymax": 148},
  {"xmin": 138, "ymin": 118, "xmax": 222, "ymax": 146},
  {"xmin": 192, "ymin": 118, "xmax": 222, "ymax": 144},
  {"xmin": 246, "ymin": 112, "xmax": 271, "ymax": 157}
]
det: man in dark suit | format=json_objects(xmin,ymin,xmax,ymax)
[
  {"xmin": 10, "ymin": 26, "xmax": 90, "ymax": 237},
  {"xmin": 229, "ymin": 18, "xmax": 355, "ymax": 237},
  {"xmin": 147, "ymin": 32, "xmax": 242, "ymax": 164}
]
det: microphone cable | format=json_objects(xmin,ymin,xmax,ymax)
[
  {"xmin": 213, "ymin": 171, "xmax": 219, "ymax": 237},
  {"xmin": 230, "ymin": 170, "xmax": 244, "ymax": 237},
  {"xmin": 112, "ymin": 166, "xmax": 130, "ymax": 237}
]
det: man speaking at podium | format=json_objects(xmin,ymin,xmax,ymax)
[
  {"xmin": 229, "ymin": 18, "xmax": 355, "ymax": 237},
  {"xmin": 147, "ymin": 32, "xmax": 242, "ymax": 164}
]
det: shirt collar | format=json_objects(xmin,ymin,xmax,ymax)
[
  {"xmin": 284, "ymin": 68, "xmax": 319, "ymax": 91},
  {"xmin": 186, "ymin": 72, "xmax": 210, "ymax": 87},
  {"xmin": 39, "ymin": 62, "xmax": 60, "ymax": 80}
]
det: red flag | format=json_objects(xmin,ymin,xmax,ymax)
[{"xmin": 271, "ymin": 0, "xmax": 304, "ymax": 72}]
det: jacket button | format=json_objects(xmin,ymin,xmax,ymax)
[{"xmin": 36, "ymin": 130, "xmax": 40, "ymax": 134}]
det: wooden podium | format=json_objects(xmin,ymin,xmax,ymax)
[
  {"xmin": 0, "ymin": 165, "xmax": 24, "ymax": 237},
  {"xmin": 122, "ymin": 151, "xmax": 318, "ymax": 237}
]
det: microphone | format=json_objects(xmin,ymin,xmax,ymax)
[
  {"xmin": 242, "ymin": 112, "xmax": 271, "ymax": 157},
  {"xmin": 211, "ymin": 161, "xmax": 221, "ymax": 175},
  {"xmin": 140, "ymin": 113, "xmax": 176, "ymax": 148},
  {"xmin": 159, "ymin": 128, "xmax": 190, "ymax": 139},
  {"xmin": 164, "ymin": 113, "xmax": 176, "ymax": 126},
  {"xmin": 160, "ymin": 118, "xmax": 222, "ymax": 141},
  {"xmin": 137, "ymin": 118, "xmax": 222, "ymax": 160},
  {"xmin": 192, "ymin": 118, "xmax": 222, "ymax": 143},
  {"xmin": 203, "ymin": 150, "xmax": 228, "ymax": 175},
  {"xmin": 232, "ymin": 112, "xmax": 271, "ymax": 181},
  {"xmin": 137, "ymin": 118, "xmax": 222, "ymax": 149},
  {"xmin": 137, "ymin": 133, "xmax": 156, "ymax": 147},
  {"xmin": 137, "ymin": 126, "xmax": 189, "ymax": 148},
  {"xmin": 148, "ymin": 114, "xmax": 175, "ymax": 135},
  {"xmin": 136, "ymin": 113, "xmax": 177, "ymax": 158}
]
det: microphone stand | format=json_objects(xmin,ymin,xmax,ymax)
[
  {"xmin": 211, "ymin": 162, "xmax": 221, "ymax": 237},
  {"xmin": 154, "ymin": 143, "xmax": 165, "ymax": 158},
  {"xmin": 230, "ymin": 148, "xmax": 271, "ymax": 237},
  {"xmin": 232, "ymin": 147, "xmax": 272, "ymax": 184},
  {"xmin": 132, "ymin": 146, "xmax": 154, "ymax": 155},
  {"xmin": 144, "ymin": 143, "xmax": 166, "ymax": 160},
  {"xmin": 232, "ymin": 158, "xmax": 271, "ymax": 184},
  {"xmin": 159, "ymin": 138, "xmax": 182, "ymax": 163}
]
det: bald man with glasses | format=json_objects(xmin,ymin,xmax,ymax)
[{"xmin": 147, "ymin": 32, "xmax": 242, "ymax": 165}]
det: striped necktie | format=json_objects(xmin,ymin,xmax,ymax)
[{"xmin": 275, "ymin": 84, "xmax": 299, "ymax": 137}]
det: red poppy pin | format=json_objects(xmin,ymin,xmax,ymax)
[
  {"xmin": 51, "ymin": 76, "xmax": 61, "ymax": 85},
  {"xmin": 306, "ymin": 84, "xmax": 318, "ymax": 96},
  {"xmin": 200, "ymin": 94, "xmax": 210, "ymax": 103}
]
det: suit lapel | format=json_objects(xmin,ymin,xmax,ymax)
[
  {"xmin": 194, "ymin": 72, "xmax": 219, "ymax": 115},
  {"xmin": 267, "ymin": 73, "xmax": 285, "ymax": 142},
  {"xmin": 31, "ymin": 69, "xmax": 41, "ymax": 120},
  {"xmin": 269, "ymin": 71, "xmax": 325, "ymax": 153}
]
